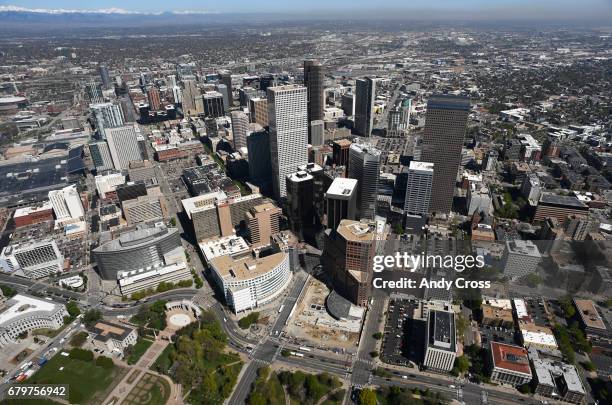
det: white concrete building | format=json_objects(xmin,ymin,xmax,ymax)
[
  {"xmin": 117, "ymin": 261, "xmax": 192, "ymax": 296},
  {"xmin": 267, "ymin": 85, "xmax": 309, "ymax": 198},
  {"xmin": 209, "ymin": 250, "xmax": 292, "ymax": 313},
  {"xmin": 48, "ymin": 184, "xmax": 84, "ymax": 221},
  {"xmin": 502, "ymin": 240, "xmax": 541, "ymax": 280},
  {"xmin": 95, "ymin": 172, "xmax": 126, "ymax": 198},
  {"xmin": 0, "ymin": 294, "xmax": 68, "ymax": 346},
  {"xmin": 404, "ymin": 161, "xmax": 434, "ymax": 216}
]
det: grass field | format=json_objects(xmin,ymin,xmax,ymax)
[
  {"xmin": 127, "ymin": 338, "xmax": 154, "ymax": 365},
  {"xmin": 26, "ymin": 352, "xmax": 123, "ymax": 404}
]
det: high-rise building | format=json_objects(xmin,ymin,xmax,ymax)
[
  {"xmin": 182, "ymin": 192, "xmax": 263, "ymax": 241},
  {"xmin": 246, "ymin": 203, "xmax": 281, "ymax": 247},
  {"xmin": 304, "ymin": 60, "xmax": 324, "ymax": 130},
  {"xmin": 88, "ymin": 141, "xmax": 115, "ymax": 171},
  {"xmin": 323, "ymin": 219, "xmax": 378, "ymax": 306},
  {"xmin": 354, "ymin": 78, "xmax": 376, "ymax": 137},
  {"xmin": 90, "ymin": 102, "xmax": 124, "ymax": 137},
  {"xmin": 105, "ymin": 125, "xmax": 142, "ymax": 170},
  {"xmin": 247, "ymin": 130, "xmax": 273, "ymax": 191},
  {"xmin": 341, "ymin": 93, "xmax": 354, "ymax": 116},
  {"xmin": 216, "ymin": 84, "xmax": 230, "ymax": 111},
  {"xmin": 98, "ymin": 65, "xmax": 112, "ymax": 89},
  {"xmin": 348, "ymin": 141, "xmax": 381, "ymax": 219},
  {"xmin": 0, "ymin": 240, "xmax": 64, "ymax": 279},
  {"xmin": 267, "ymin": 85, "xmax": 309, "ymax": 198},
  {"xmin": 85, "ymin": 81, "xmax": 104, "ymax": 103},
  {"xmin": 219, "ymin": 70, "xmax": 233, "ymax": 106},
  {"xmin": 404, "ymin": 161, "xmax": 434, "ymax": 216},
  {"xmin": 502, "ymin": 240, "xmax": 541, "ymax": 280},
  {"xmin": 147, "ymin": 87, "xmax": 161, "ymax": 111},
  {"xmin": 286, "ymin": 170, "xmax": 316, "ymax": 241},
  {"xmin": 48, "ymin": 184, "xmax": 84, "ymax": 221},
  {"xmin": 387, "ymin": 98, "xmax": 411, "ymax": 137},
  {"xmin": 182, "ymin": 79, "xmax": 199, "ymax": 115},
  {"xmin": 325, "ymin": 178, "xmax": 358, "ymax": 230},
  {"xmin": 420, "ymin": 95, "xmax": 470, "ymax": 214},
  {"xmin": 249, "ymin": 97, "xmax": 268, "ymax": 126},
  {"xmin": 310, "ymin": 120, "xmax": 325, "ymax": 147},
  {"xmin": 423, "ymin": 310, "xmax": 457, "ymax": 372},
  {"xmin": 202, "ymin": 91, "xmax": 225, "ymax": 118},
  {"xmin": 332, "ymin": 139, "xmax": 352, "ymax": 168},
  {"xmin": 231, "ymin": 111, "xmax": 249, "ymax": 151}
]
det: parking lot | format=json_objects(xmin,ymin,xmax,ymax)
[{"xmin": 381, "ymin": 298, "xmax": 421, "ymax": 366}]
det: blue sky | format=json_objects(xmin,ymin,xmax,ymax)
[{"xmin": 1, "ymin": 0, "xmax": 611, "ymax": 17}]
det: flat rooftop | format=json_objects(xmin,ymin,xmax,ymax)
[
  {"xmin": 0, "ymin": 294, "xmax": 60, "ymax": 326},
  {"xmin": 491, "ymin": 342, "xmax": 532, "ymax": 376},
  {"xmin": 506, "ymin": 240, "xmax": 541, "ymax": 258},
  {"xmin": 539, "ymin": 193, "xmax": 588, "ymax": 209},
  {"xmin": 199, "ymin": 235, "xmax": 250, "ymax": 262},
  {"xmin": 326, "ymin": 177, "xmax": 357, "ymax": 197},
  {"xmin": 408, "ymin": 161, "xmax": 434, "ymax": 172},
  {"xmin": 336, "ymin": 219, "xmax": 377, "ymax": 242},
  {"xmin": 573, "ymin": 299, "xmax": 606, "ymax": 331},
  {"xmin": 427, "ymin": 94, "xmax": 470, "ymax": 111},
  {"xmin": 429, "ymin": 310, "xmax": 456, "ymax": 351},
  {"xmin": 211, "ymin": 251, "xmax": 286, "ymax": 281}
]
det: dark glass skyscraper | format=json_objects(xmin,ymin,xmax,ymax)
[
  {"xmin": 354, "ymin": 77, "xmax": 375, "ymax": 137},
  {"xmin": 420, "ymin": 95, "xmax": 470, "ymax": 214},
  {"xmin": 304, "ymin": 60, "xmax": 324, "ymax": 127}
]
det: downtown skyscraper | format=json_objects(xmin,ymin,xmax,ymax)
[
  {"xmin": 267, "ymin": 85, "xmax": 309, "ymax": 199},
  {"xmin": 348, "ymin": 140, "xmax": 381, "ymax": 220},
  {"xmin": 420, "ymin": 95, "xmax": 470, "ymax": 214},
  {"xmin": 304, "ymin": 60, "xmax": 324, "ymax": 141},
  {"xmin": 354, "ymin": 77, "xmax": 376, "ymax": 137}
]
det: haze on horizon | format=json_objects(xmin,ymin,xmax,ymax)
[{"xmin": 1, "ymin": 0, "xmax": 612, "ymax": 21}]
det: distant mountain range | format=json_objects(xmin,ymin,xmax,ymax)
[{"xmin": 0, "ymin": 5, "xmax": 249, "ymax": 32}]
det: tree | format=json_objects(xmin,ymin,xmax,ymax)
[
  {"xmin": 372, "ymin": 332, "xmax": 383, "ymax": 340},
  {"xmin": 169, "ymin": 217, "xmax": 176, "ymax": 226},
  {"xmin": 369, "ymin": 351, "xmax": 379, "ymax": 358},
  {"xmin": 454, "ymin": 355, "xmax": 470, "ymax": 374},
  {"xmin": 83, "ymin": 309, "xmax": 102, "ymax": 327},
  {"xmin": 70, "ymin": 331, "xmax": 88, "ymax": 347},
  {"xmin": 66, "ymin": 301, "xmax": 81, "ymax": 319},
  {"xmin": 281, "ymin": 349, "xmax": 291, "ymax": 357},
  {"xmin": 359, "ymin": 389, "xmax": 377, "ymax": 405},
  {"xmin": 238, "ymin": 312, "xmax": 260, "ymax": 329},
  {"xmin": 0, "ymin": 284, "xmax": 17, "ymax": 298},
  {"xmin": 522, "ymin": 273, "xmax": 542, "ymax": 288}
]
